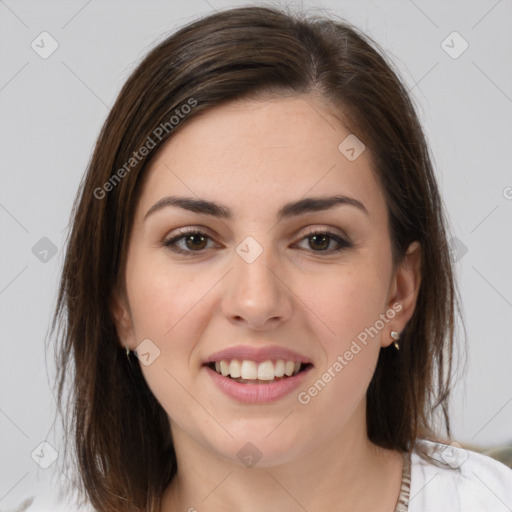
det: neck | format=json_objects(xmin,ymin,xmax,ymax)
[{"xmin": 161, "ymin": 401, "xmax": 404, "ymax": 512}]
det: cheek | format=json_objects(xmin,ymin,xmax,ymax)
[
  {"xmin": 126, "ymin": 256, "xmax": 209, "ymax": 342},
  {"xmin": 299, "ymin": 261, "xmax": 390, "ymax": 345},
  {"xmin": 125, "ymin": 262, "xmax": 213, "ymax": 415},
  {"xmin": 295, "ymin": 270, "xmax": 385, "ymax": 429},
  {"xmin": 292, "ymin": 259, "xmax": 388, "ymax": 402}
]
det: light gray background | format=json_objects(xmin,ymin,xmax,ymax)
[{"xmin": 1, "ymin": 0, "xmax": 511, "ymax": 509}]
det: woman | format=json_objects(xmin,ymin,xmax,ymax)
[{"xmin": 50, "ymin": 5, "xmax": 512, "ymax": 511}]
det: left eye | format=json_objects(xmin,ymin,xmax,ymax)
[
  {"xmin": 294, "ymin": 231, "xmax": 352, "ymax": 253},
  {"xmin": 163, "ymin": 229, "xmax": 351, "ymax": 255}
]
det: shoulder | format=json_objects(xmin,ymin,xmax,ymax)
[
  {"xmin": 408, "ymin": 438, "xmax": 512, "ymax": 512},
  {"xmin": 1, "ymin": 467, "xmax": 95, "ymax": 512}
]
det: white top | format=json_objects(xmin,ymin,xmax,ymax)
[
  {"xmin": 5, "ymin": 438, "xmax": 512, "ymax": 511},
  {"xmin": 407, "ymin": 439, "xmax": 512, "ymax": 512}
]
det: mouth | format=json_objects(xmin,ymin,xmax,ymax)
[{"xmin": 204, "ymin": 359, "xmax": 313, "ymax": 384}]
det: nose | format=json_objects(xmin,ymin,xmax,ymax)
[{"xmin": 221, "ymin": 238, "xmax": 293, "ymax": 332}]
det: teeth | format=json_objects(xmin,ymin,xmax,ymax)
[
  {"xmin": 220, "ymin": 360, "xmax": 230, "ymax": 376},
  {"xmin": 240, "ymin": 360, "xmax": 258, "ymax": 380},
  {"xmin": 257, "ymin": 361, "xmax": 275, "ymax": 380},
  {"xmin": 229, "ymin": 359, "xmax": 241, "ymax": 378},
  {"xmin": 211, "ymin": 358, "xmax": 305, "ymax": 380},
  {"xmin": 284, "ymin": 360, "xmax": 295, "ymax": 376},
  {"xmin": 275, "ymin": 359, "xmax": 285, "ymax": 377}
]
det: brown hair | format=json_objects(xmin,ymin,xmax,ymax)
[{"xmin": 50, "ymin": 4, "xmax": 465, "ymax": 511}]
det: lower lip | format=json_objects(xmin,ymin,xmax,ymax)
[{"xmin": 204, "ymin": 365, "xmax": 312, "ymax": 403}]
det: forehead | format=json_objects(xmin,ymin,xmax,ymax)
[{"xmin": 137, "ymin": 94, "xmax": 386, "ymax": 221}]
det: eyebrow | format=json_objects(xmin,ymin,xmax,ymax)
[{"xmin": 144, "ymin": 194, "xmax": 368, "ymax": 221}]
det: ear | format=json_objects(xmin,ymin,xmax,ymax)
[
  {"xmin": 110, "ymin": 288, "xmax": 136, "ymax": 350},
  {"xmin": 382, "ymin": 241, "xmax": 422, "ymax": 348}
]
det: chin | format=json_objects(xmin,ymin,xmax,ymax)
[{"xmin": 210, "ymin": 425, "xmax": 310, "ymax": 469}]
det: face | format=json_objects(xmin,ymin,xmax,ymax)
[{"xmin": 112, "ymin": 93, "xmax": 420, "ymax": 467}]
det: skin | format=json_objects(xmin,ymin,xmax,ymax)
[{"xmin": 111, "ymin": 93, "xmax": 421, "ymax": 511}]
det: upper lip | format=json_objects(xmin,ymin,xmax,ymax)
[{"xmin": 204, "ymin": 345, "xmax": 312, "ymax": 364}]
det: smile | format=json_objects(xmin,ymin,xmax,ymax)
[
  {"xmin": 207, "ymin": 359, "xmax": 312, "ymax": 383},
  {"xmin": 203, "ymin": 345, "xmax": 314, "ymax": 403}
]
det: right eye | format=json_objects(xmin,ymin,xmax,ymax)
[{"xmin": 163, "ymin": 229, "xmax": 217, "ymax": 255}]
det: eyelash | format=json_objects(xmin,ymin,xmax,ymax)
[{"xmin": 163, "ymin": 228, "xmax": 352, "ymax": 256}]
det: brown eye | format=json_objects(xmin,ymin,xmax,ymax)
[
  {"xmin": 183, "ymin": 233, "xmax": 208, "ymax": 251},
  {"xmin": 296, "ymin": 231, "xmax": 352, "ymax": 253},
  {"xmin": 308, "ymin": 233, "xmax": 330, "ymax": 251},
  {"xmin": 164, "ymin": 230, "xmax": 213, "ymax": 254}
]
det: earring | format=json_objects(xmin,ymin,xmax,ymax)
[
  {"xmin": 390, "ymin": 331, "xmax": 400, "ymax": 350},
  {"xmin": 124, "ymin": 345, "xmax": 134, "ymax": 367}
]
